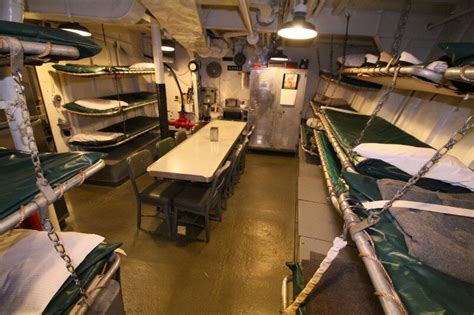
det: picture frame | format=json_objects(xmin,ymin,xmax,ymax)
[{"xmin": 282, "ymin": 73, "xmax": 299, "ymax": 90}]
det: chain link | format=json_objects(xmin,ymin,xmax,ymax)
[
  {"xmin": 367, "ymin": 115, "xmax": 473, "ymax": 224},
  {"xmin": 6, "ymin": 38, "xmax": 88, "ymax": 302},
  {"xmin": 43, "ymin": 219, "xmax": 88, "ymax": 299},
  {"xmin": 390, "ymin": 0, "xmax": 412, "ymax": 57},
  {"xmin": 350, "ymin": 67, "xmax": 401, "ymax": 154}
]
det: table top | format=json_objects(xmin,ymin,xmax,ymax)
[{"xmin": 147, "ymin": 120, "xmax": 247, "ymax": 182}]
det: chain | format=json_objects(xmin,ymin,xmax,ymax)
[
  {"xmin": 5, "ymin": 37, "xmax": 88, "ymax": 302},
  {"xmin": 43, "ymin": 218, "xmax": 88, "ymax": 299},
  {"xmin": 390, "ymin": 0, "xmax": 412, "ymax": 57},
  {"xmin": 351, "ymin": 67, "xmax": 401, "ymax": 152},
  {"xmin": 367, "ymin": 115, "xmax": 473, "ymax": 224},
  {"xmin": 330, "ymin": 13, "xmax": 351, "ymax": 101}
]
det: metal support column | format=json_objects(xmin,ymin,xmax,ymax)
[{"xmin": 151, "ymin": 18, "xmax": 169, "ymax": 138}]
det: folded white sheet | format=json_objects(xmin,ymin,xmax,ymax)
[
  {"xmin": 75, "ymin": 98, "xmax": 128, "ymax": 110},
  {"xmin": 354, "ymin": 143, "xmax": 474, "ymax": 191},
  {"xmin": 0, "ymin": 229, "xmax": 104, "ymax": 314},
  {"xmin": 337, "ymin": 54, "xmax": 365, "ymax": 67},
  {"xmin": 129, "ymin": 62, "xmax": 154, "ymax": 70},
  {"xmin": 69, "ymin": 131, "xmax": 124, "ymax": 143}
]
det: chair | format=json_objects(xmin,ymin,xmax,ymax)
[
  {"xmin": 172, "ymin": 161, "xmax": 231, "ymax": 242},
  {"xmin": 175, "ymin": 130, "xmax": 187, "ymax": 144},
  {"xmin": 156, "ymin": 137, "xmax": 176, "ymax": 158},
  {"xmin": 223, "ymin": 144, "xmax": 244, "ymax": 200},
  {"xmin": 240, "ymin": 125, "xmax": 254, "ymax": 174},
  {"xmin": 126, "ymin": 149, "xmax": 184, "ymax": 235}
]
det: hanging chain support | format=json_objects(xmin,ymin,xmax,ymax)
[
  {"xmin": 350, "ymin": 67, "xmax": 401, "ymax": 153},
  {"xmin": 3, "ymin": 36, "xmax": 88, "ymax": 302},
  {"xmin": 390, "ymin": 0, "xmax": 412, "ymax": 57}
]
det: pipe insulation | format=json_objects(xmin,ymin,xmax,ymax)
[{"xmin": 238, "ymin": 0, "xmax": 259, "ymax": 45}]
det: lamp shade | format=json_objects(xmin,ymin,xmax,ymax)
[
  {"xmin": 269, "ymin": 50, "xmax": 289, "ymax": 61},
  {"xmin": 58, "ymin": 22, "xmax": 91, "ymax": 37},
  {"xmin": 277, "ymin": 12, "xmax": 317, "ymax": 40}
]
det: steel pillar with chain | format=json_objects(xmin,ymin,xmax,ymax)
[{"xmin": 2, "ymin": 36, "xmax": 88, "ymax": 302}]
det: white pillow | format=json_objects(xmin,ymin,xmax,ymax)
[
  {"xmin": 75, "ymin": 98, "xmax": 128, "ymax": 110},
  {"xmin": 69, "ymin": 131, "xmax": 124, "ymax": 143},
  {"xmin": 129, "ymin": 62, "xmax": 154, "ymax": 70},
  {"xmin": 0, "ymin": 229, "xmax": 104, "ymax": 313},
  {"xmin": 353, "ymin": 143, "xmax": 474, "ymax": 191}
]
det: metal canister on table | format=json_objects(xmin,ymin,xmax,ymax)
[{"xmin": 210, "ymin": 127, "xmax": 219, "ymax": 141}]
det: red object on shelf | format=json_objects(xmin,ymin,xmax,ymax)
[{"xmin": 169, "ymin": 112, "xmax": 195, "ymax": 130}]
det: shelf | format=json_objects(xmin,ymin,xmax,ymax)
[
  {"xmin": 63, "ymin": 99, "xmax": 157, "ymax": 117},
  {"xmin": 342, "ymin": 66, "xmax": 467, "ymax": 97}
]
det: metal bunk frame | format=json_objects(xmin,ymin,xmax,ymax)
[
  {"xmin": 0, "ymin": 159, "xmax": 105, "ymax": 234},
  {"xmin": 63, "ymin": 98, "xmax": 158, "ymax": 116},
  {"xmin": 0, "ymin": 29, "xmax": 122, "ymax": 314},
  {"xmin": 342, "ymin": 65, "xmax": 466, "ymax": 97},
  {"xmin": 54, "ymin": 67, "xmax": 156, "ymax": 77},
  {"xmin": 73, "ymin": 120, "xmax": 160, "ymax": 149},
  {"xmin": 444, "ymin": 65, "xmax": 474, "ymax": 83},
  {"xmin": 312, "ymin": 130, "xmax": 404, "ymax": 314},
  {"xmin": 319, "ymin": 71, "xmax": 381, "ymax": 91}
]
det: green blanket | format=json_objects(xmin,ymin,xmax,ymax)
[
  {"xmin": 342, "ymin": 171, "xmax": 474, "ymax": 314},
  {"xmin": 0, "ymin": 21, "xmax": 101, "ymax": 59},
  {"xmin": 0, "ymin": 149, "xmax": 103, "ymax": 219}
]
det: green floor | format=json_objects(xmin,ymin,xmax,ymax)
[{"xmin": 65, "ymin": 152, "xmax": 298, "ymax": 314}]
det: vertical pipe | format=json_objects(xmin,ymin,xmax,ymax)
[
  {"xmin": 0, "ymin": 0, "xmax": 27, "ymax": 151},
  {"xmin": 0, "ymin": 0, "xmax": 24, "ymax": 22},
  {"xmin": 151, "ymin": 18, "xmax": 169, "ymax": 138}
]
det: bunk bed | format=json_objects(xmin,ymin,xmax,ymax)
[
  {"xmin": 319, "ymin": 70, "xmax": 382, "ymax": 91},
  {"xmin": 63, "ymin": 91, "xmax": 157, "ymax": 116},
  {"xmin": 53, "ymin": 63, "xmax": 156, "ymax": 77},
  {"xmin": 292, "ymin": 98, "xmax": 474, "ymax": 314},
  {"xmin": 70, "ymin": 116, "xmax": 161, "ymax": 149},
  {"xmin": 341, "ymin": 64, "xmax": 467, "ymax": 97},
  {"xmin": 0, "ymin": 20, "xmax": 124, "ymax": 314}
]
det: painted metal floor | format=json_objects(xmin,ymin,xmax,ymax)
[{"xmin": 64, "ymin": 152, "xmax": 298, "ymax": 314}]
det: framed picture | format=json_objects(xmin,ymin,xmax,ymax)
[{"xmin": 282, "ymin": 73, "xmax": 299, "ymax": 90}]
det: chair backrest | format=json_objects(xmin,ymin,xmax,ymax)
[
  {"xmin": 156, "ymin": 137, "xmax": 176, "ymax": 158},
  {"xmin": 235, "ymin": 141, "xmax": 246, "ymax": 165},
  {"xmin": 175, "ymin": 131, "xmax": 187, "ymax": 144},
  {"xmin": 210, "ymin": 160, "xmax": 232, "ymax": 200},
  {"xmin": 126, "ymin": 149, "xmax": 153, "ymax": 197},
  {"xmin": 245, "ymin": 125, "xmax": 255, "ymax": 139}
]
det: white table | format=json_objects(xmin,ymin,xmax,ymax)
[{"xmin": 147, "ymin": 120, "xmax": 247, "ymax": 182}]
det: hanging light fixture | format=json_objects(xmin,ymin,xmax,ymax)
[
  {"xmin": 269, "ymin": 49, "xmax": 289, "ymax": 61},
  {"xmin": 161, "ymin": 39, "xmax": 175, "ymax": 52},
  {"xmin": 58, "ymin": 22, "xmax": 92, "ymax": 37},
  {"xmin": 277, "ymin": 3, "xmax": 317, "ymax": 40}
]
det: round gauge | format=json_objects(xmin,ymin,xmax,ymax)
[{"xmin": 188, "ymin": 60, "xmax": 199, "ymax": 72}]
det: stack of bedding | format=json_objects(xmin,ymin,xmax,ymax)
[
  {"xmin": 63, "ymin": 92, "xmax": 157, "ymax": 115},
  {"xmin": 312, "ymin": 107, "xmax": 474, "ymax": 313}
]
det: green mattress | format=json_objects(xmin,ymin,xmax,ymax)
[
  {"xmin": 63, "ymin": 92, "xmax": 157, "ymax": 115},
  {"xmin": 321, "ymin": 107, "xmax": 470, "ymax": 193},
  {"xmin": 315, "ymin": 136, "xmax": 474, "ymax": 314},
  {"xmin": 44, "ymin": 243, "xmax": 121, "ymax": 314},
  {"xmin": 0, "ymin": 149, "xmax": 103, "ymax": 219},
  {"xmin": 0, "ymin": 21, "xmax": 101, "ymax": 59}
]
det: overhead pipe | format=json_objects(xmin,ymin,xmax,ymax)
[
  {"xmin": 238, "ymin": 0, "xmax": 259, "ymax": 45},
  {"xmin": 426, "ymin": 7, "xmax": 474, "ymax": 30},
  {"xmin": 151, "ymin": 18, "xmax": 170, "ymax": 138}
]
